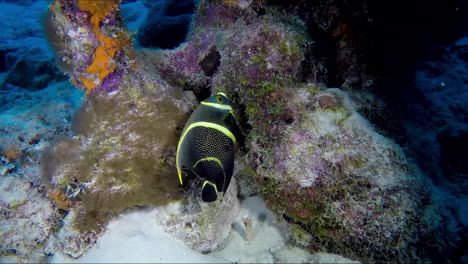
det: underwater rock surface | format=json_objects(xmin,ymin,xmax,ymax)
[
  {"xmin": 155, "ymin": 178, "xmax": 241, "ymax": 253},
  {"xmin": 250, "ymin": 89, "xmax": 442, "ymax": 262},
  {"xmin": 0, "ymin": 176, "xmax": 55, "ymax": 263},
  {"xmin": 39, "ymin": 0, "xmax": 241, "ymax": 258},
  {"xmin": 200, "ymin": 1, "xmax": 459, "ymax": 262},
  {"xmin": 0, "ymin": 2, "xmax": 84, "ymax": 261},
  {"xmin": 0, "ymin": 0, "xmax": 466, "ymax": 263}
]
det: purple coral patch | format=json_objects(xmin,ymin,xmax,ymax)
[
  {"xmin": 290, "ymin": 131, "xmax": 311, "ymax": 144},
  {"xmin": 98, "ymin": 71, "xmax": 123, "ymax": 93},
  {"xmin": 170, "ymin": 32, "xmax": 216, "ymax": 76}
]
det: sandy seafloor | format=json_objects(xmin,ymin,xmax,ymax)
[{"xmin": 51, "ymin": 197, "xmax": 357, "ymax": 263}]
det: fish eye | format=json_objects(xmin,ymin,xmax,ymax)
[{"xmin": 216, "ymin": 96, "xmax": 223, "ymax": 104}]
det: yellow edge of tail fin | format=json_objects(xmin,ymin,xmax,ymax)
[{"xmin": 202, "ymin": 180, "xmax": 219, "ymax": 192}]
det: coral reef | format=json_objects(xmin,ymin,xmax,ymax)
[
  {"xmin": 41, "ymin": 1, "xmax": 242, "ymax": 258},
  {"xmin": 185, "ymin": 1, "xmax": 457, "ymax": 262},
  {"xmin": 39, "ymin": 75, "xmax": 243, "ymax": 257},
  {"xmin": 1, "ymin": 0, "xmax": 464, "ymax": 262},
  {"xmin": 215, "ymin": 45, "xmax": 451, "ymax": 260},
  {"xmin": 0, "ymin": 176, "xmax": 57, "ymax": 263},
  {"xmin": 212, "ymin": 15, "xmax": 307, "ymax": 138},
  {"xmin": 155, "ymin": 177, "xmax": 241, "ymax": 253},
  {"xmin": 222, "ymin": 0, "xmax": 254, "ymax": 9},
  {"xmin": 112, "ymin": 0, "xmax": 463, "ymax": 262},
  {"xmin": 254, "ymin": 90, "xmax": 447, "ymax": 262},
  {"xmin": 44, "ymin": 210, "xmax": 100, "ymax": 259},
  {"xmin": 133, "ymin": 0, "xmax": 248, "ymax": 100},
  {"xmin": 0, "ymin": 5, "xmax": 84, "ymax": 256},
  {"xmin": 41, "ymin": 83, "xmax": 189, "ymax": 231},
  {"xmin": 0, "ymin": 31, "xmax": 84, "ymax": 263},
  {"xmin": 47, "ymin": 0, "xmax": 133, "ymax": 94},
  {"xmin": 0, "ymin": 81, "xmax": 83, "ymax": 181}
]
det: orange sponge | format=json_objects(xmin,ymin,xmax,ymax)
[
  {"xmin": 77, "ymin": 0, "xmax": 129, "ymax": 93},
  {"xmin": 47, "ymin": 191, "xmax": 73, "ymax": 210},
  {"xmin": 78, "ymin": 0, "xmax": 119, "ymax": 28}
]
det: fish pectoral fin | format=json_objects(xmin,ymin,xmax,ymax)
[{"xmin": 182, "ymin": 167, "xmax": 200, "ymax": 181}]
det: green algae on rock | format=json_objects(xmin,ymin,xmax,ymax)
[
  {"xmin": 257, "ymin": 89, "xmax": 434, "ymax": 262},
  {"xmin": 41, "ymin": 82, "xmax": 189, "ymax": 233}
]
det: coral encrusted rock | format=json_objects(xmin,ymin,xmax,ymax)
[
  {"xmin": 253, "ymin": 88, "xmax": 440, "ymax": 262},
  {"xmin": 40, "ymin": 0, "xmax": 458, "ymax": 262},
  {"xmin": 198, "ymin": 1, "xmax": 455, "ymax": 261},
  {"xmin": 155, "ymin": 177, "xmax": 241, "ymax": 253},
  {"xmin": 41, "ymin": 0, "xmax": 243, "ymax": 258}
]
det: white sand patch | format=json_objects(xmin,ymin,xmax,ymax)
[
  {"xmin": 50, "ymin": 196, "xmax": 358, "ymax": 263},
  {"xmin": 210, "ymin": 196, "xmax": 286, "ymax": 262},
  {"xmin": 50, "ymin": 208, "xmax": 225, "ymax": 263}
]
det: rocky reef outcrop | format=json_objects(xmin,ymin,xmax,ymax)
[
  {"xmin": 38, "ymin": 0, "xmax": 242, "ymax": 259},
  {"xmin": 167, "ymin": 1, "xmax": 459, "ymax": 262},
  {"xmin": 0, "ymin": 2, "xmax": 85, "ymax": 261},
  {"xmin": 1, "ymin": 0, "xmax": 463, "ymax": 262}
]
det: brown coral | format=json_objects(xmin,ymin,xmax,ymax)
[
  {"xmin": 47, "ymin": 191, "xmax": 73, "ymax": 210},
  {"xmin": 3, "ymin": 145, "xmax": 21, "ymax": 163}
]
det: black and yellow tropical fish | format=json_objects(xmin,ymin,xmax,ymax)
[{"xmin": 176, "ymin": 92, "xmax": 242, "ymax": 202}]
